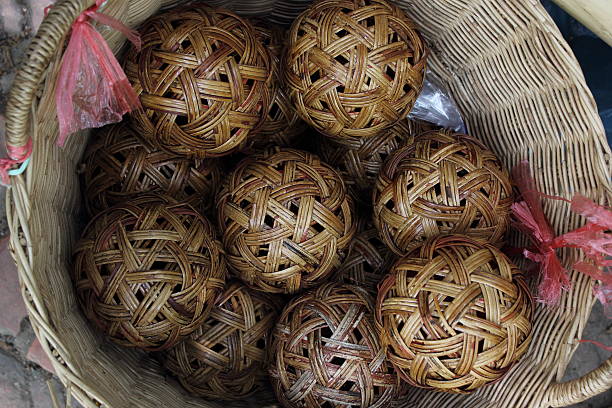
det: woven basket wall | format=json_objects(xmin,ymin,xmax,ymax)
[{"xmin": 4, "ymin": 0, "xmax": 611, "ymax": 407}]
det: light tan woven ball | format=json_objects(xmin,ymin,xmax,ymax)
[
  {"xmin": 217, "ymin": 148, "xmax": 356, "ymax": 294},
  {"xmin": 125, "ymin": 5, "xmax": 272, "ymax": 158},
  {"xmin": 82, "ymin": 122, "xmax": 221, "ymax": 217},
  {"xmin": 373, "ymin": 129, "xmax": 513, "ymax": 255},
  {"xmin": 284, "ymin": 0, "xmax": 427, "ymax": 139},
  {"xmin": 72, "ymin": 195, "xmax": 226, "ymax": 351},
  {"xmin": 164, "ymin": 281, "xmax": 280, "ymax": 399},
  {"xmin": 269, "ymin": 283, "xmax": 401, "ymax": 407},
  {"xmin": 376, "ymin": 235, "xmax": 533, "ymax": 393}
]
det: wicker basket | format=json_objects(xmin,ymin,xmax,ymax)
[{"xmin": 4, "ymin": 0, "xmax": 611, "ymax": 407}]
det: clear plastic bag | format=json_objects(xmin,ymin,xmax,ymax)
[{"xmin": 408, "ymin": 69, "xmax": 466, "ymax": 133}]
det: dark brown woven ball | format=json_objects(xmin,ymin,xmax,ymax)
[
  {"xmin": 164, "ymin": 281, "xmax": 280, "ymax": 399},
  {"xmin": 373, "ymin": 129, "xmax": 513, "ymax": 256},
  {"xmin": 284, "ymin": 0, "xmax": 427, "ymax": 140},
  {"xmin": 338, "ymin": 223, "xmax": 396, "ymax": 296},
  {"xmin": 72, "ymin": 195, "xmax": 226, "ymax": 351},
  {"xmin": 82, "ymin": 123, "xmax": 221, "ymax": 217},
  {"xmin": 217, "ymin": 148, "xmax": 356, "ymax": 294},
  {"xmin": 269, "ymin": 282, "xmax": 401, "ymax": 408},
  {"xmin": 125, "ymin": 5, "xmax": 272, "ymax": 158},
  {"xmin": 376, "ymin": 235, "xmax": 533, "ymax": 393},
  {"xmin": 245, "ymin": 23, "xmax": 305, "ymax": 151},
  {"xmin": 318, "ymin": 119, "xmax": 431, "ymax": 206}
]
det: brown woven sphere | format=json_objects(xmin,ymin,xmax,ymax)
[
  {"xmin": 376, "ymin": 235, "xmax": 533, "ymax": 393},
  {"xmin": 164, "ymin": 281, "xmax": 280, "ymax": 399},
  {"xmin": 373, "ymin": 129, "xmax": 513, "ymax": 256},
  {"xmin": 125, "ymin": 6, "xmax": 272, "ymax": 158},
  {"xmin": 338, "ymin": 224, "xmax": 396, "ymax": 296},
  {"xmin": 284, "ymin": 0, "xmax": 427, "ymax": 140},
  {"xmin": 217, "ymin": 148, "xmax": 356, "ymax": 294},
  {"xmin": 82, "ymin": 123, "xmax": 221, "ymax": 217},
  {"xmin": 72, "ymin": 195, "xmax": 226, "ymax": 351},
  {"xmin": 245, "ymin": 23, "xmax": 305, "ymax": 151},
  {"xmin": 269, "ymin": 283, "xmax": 401, "ymax": 408},
  {"xmin": 319, "ymin": 119, "xmax": 431, "ymax": 206}
]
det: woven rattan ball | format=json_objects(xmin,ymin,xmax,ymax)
[
  {"xmin": 217, "ymin": 148, "xmax": 356, "ymax": 294},
  {"xmin": 245, "ymin": 24, "xmax": 305, "ymax": 151},
  {"xmin": 164, "ymin": 281, "xmax": 280, "ymax": 399},
  {"xmin": 82, "ymin": 123, "xmax": 221, "ymax": 216},
  {"xmin": 284, "ymin": 0, "xmax": 427, "ymax": 139},
  {"xmin": 319, "ymin": 119, "xmax": 431, "ymax": 206},
  {"xmin": 269, "ymin": 283, "xmax": 400, "ymax": 407},
  {"xmin": 72, "ymin": 195, "xmax": 226, "ymax": 351},
  {"xmin": 338, "ymin": 224, "xmax": 396, "ymax": 296},
  {"xmin": 376, "ymin": 235, "xmax": 533, "ymax": 393},
  {"xmin": 125, "ymin": 6, "xmax": 272, "ymax": 158},
  {"xmin": 373, "ymin": 129, "xmax": 513, "ymax": 256}
]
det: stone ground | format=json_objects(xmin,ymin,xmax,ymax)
[{"xmin": 0, "ymin": 0, "xmax": 610, "ymax": 407}]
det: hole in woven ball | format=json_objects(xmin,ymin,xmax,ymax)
[
  {"xmin": 320, "ymin": 326, "xmax": 334, "ymax": 339},
  {"xmin": 330, "ymin": 356, "xmax": 345, "ymax": 366},
  {"xmin": 320, "ymin": 100, "xmax": 329, "ymax": 110},
  {"xmin": 180, "ymin": 39, "xmax": 192, "ymax": 51},
  {"xmin": 457, "ymin": 169, "xmax": 468, "ymax": 177},
  {"xmin": 289, "ymin": 202, "xmax": 299, "ymax": 215},
  {"xmin": 240, "ymin": 199, "xmax": 250, "ymax": 209},
  {"xmin": 320, "ymin": 402, "xmax": 334, "ymax": 408},
  {"xmin": 310, "ymin": 70, "xmax": 321, "ymax": 84},
  {"xmin": 403, "ymin": 84, "xmax": 412, "ymax": 93},
  {"xmin": 297, "ymin": 29, "xmax": 306, "ymax": 36},
  {"xmin": 385, "ymin": 199, "xmax": 394, "ymax": 210},
  {"xmin": 385, "ymin": 66, "xmax": 396, "ymax": 80},
  {"xmin": 302, "ymin": 348, "xmax": 309, "ymax": 358},
  {"xmin": 335, "ymin": 54, "xmax": 349, "ymax": 65},
  {"xmin": 365, "ymin": 16, "xmax": 375, "ymax": 27},
  {"xmin": 257, "ymin": 247, "xmax": 268, "ymax": 257},
  {"xmin": 256, "ymin": 338, "xmax": 266, "ymax": 349},
  {"xmin": 175, "ymin": 115, "xmax": 189, "ymax": 126},
  {"xmin": 339, "ymin": 380, "xmax": 356, "ymax": 392},
  {"xmin": 245, "ymin": 78, "xmax": 255, "ymax": 87},
  {"xmin": 470, "ymin": 219, "xmax": 481, "ymax": 229},
  {"xmin": 219, "ymin": 73, "xmax": 229, "ymax": 82},
  {"xmin": 395, "ymin": 320, "xmax": 405, "ymax": 333},
  {"xmin": 268, "ymin": 102, "xmax": 280, "ymax": 119},
  {"xmin": 311, "ymin": 223, "xmax": 324, "ymax": 234},
  {"xmin": 353, "ymin": 329, "xmax": 364, "ymax": 342},
  {"xmin": 433, "ymin": 183, "xmax": 442, "ymax": 196},
  {"xmin": 264, "ymin": 214, "xmax": 276, "ymax": 228},
  {"xmin": 211, "ymin": 343, "xmax": 225, "ymax": 354},
  {"xmin": 337, "ymin": 85, "xmax": 346, "ymax": 94},
  {"xmin": 336, "ymin": 29, "xmax": 349, "ymax": 38},
  {"xmin": 475, "ymin": 309, "xmax": 486, "ymax": 320},
  {"xmin": 183, "ymin": 185, "xmax": 196, "ymax": 196}
]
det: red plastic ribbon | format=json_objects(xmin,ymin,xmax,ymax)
[
  {"xmin": 0, "ymin": 141, "xmax": 33, "ymax": 185},
  {"xmin": 511, "ymin": 161, "xmax": 612, "ymax": 315},
  {"xmin": 55, "ymin": 0, "xmax": 141, "ymax": 147}
]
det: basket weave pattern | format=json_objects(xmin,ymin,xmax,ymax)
[
  {"xmin": 125, "ymin": 6, "xmax": 272, "ymax": 157},
  {"xmin": 217, "ymin": 148, "xmax": 356, "ymax": 294},
  {"xmin": 164, "ymin": 281, "xmax": 280, "ymax": 399},
  {"xmin": 72, "ymin": 195, "xmax": 226, "ymax": 351},
  {"xmin": 376, "ymin": 235, "xmax": 533, "ymax": 393},
  {"xmin": 284, "ymin": 0, "xmax": 427, "ymax": 139},
  {"xmin": 82, "ymin": 123, "xmax": 221, "ymax": 216},
  {"xmin": 269, "ymin": 283, "xmax": 400, "ymax": 407}
]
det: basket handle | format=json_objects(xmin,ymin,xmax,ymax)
[
  {"xmin": 4, "ymin": 0, "xmax": 93, "ymax": 150},
  {"xmin": 545, "ymin": 355, "xmax": 612, "ymax": 407}
]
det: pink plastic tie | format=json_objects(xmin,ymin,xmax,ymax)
[
  {"xmin": 511, "ymin": 161, "xmax": 612, "ymax": 313},
  {"xmin": 55, "ymin": 0, "xmax": 141, "ymax": 147}
]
